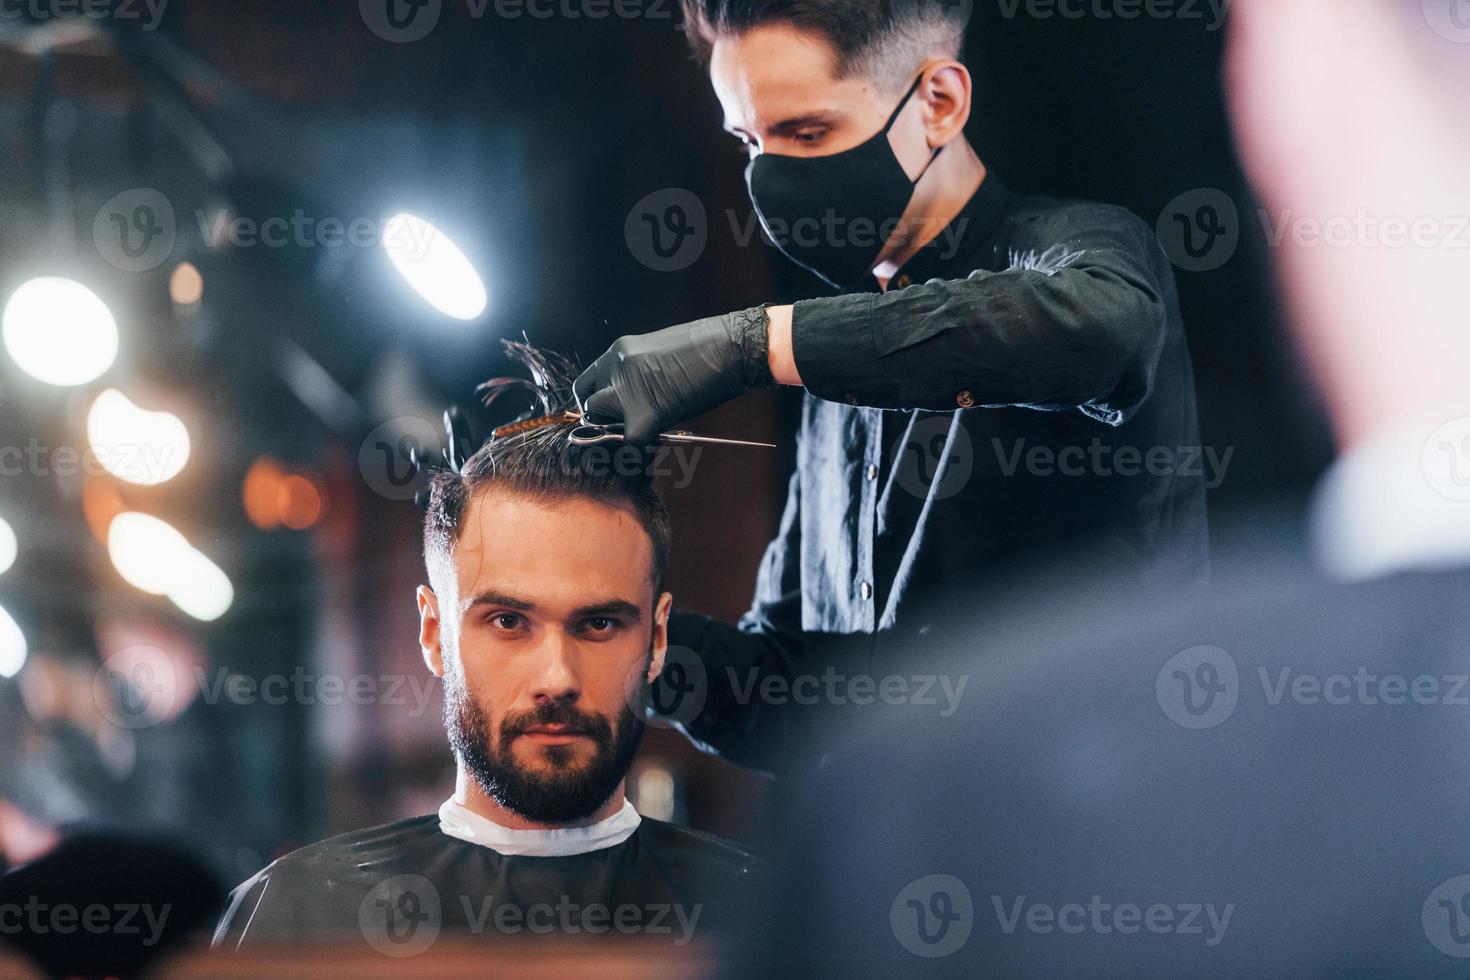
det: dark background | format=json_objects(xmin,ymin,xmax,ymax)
[{"xmin": 0, "ymin": 0, "xmax": 1332, "ymax": 887}]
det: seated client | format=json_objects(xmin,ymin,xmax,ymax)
[{"xmin": 214, "ymin": 349, "xmax": 760, "ymax": 954}]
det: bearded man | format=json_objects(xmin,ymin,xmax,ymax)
[{"xmin": 213, "ymin": 357, "xmax": 759, "ymax": 954}]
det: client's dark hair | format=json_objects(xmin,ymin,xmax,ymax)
[{"xmin": 422, "ymin": 342, "xmax": 672, "ymax": 600}]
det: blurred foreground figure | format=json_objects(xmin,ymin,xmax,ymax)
[
  {"xmin": 757, "ymin": 0, "xmax": 1470, "ymax": 976},
  {"xmin": 1, "ymin": 683, "xmax": 224, "ymax": 979},
  {"xmin": 214, "ymin": 349, "xmax": 758, "ymax": 956},
  {"xmin": 1, "ymin": 834, "xmax": 223, "ymax": 980}
]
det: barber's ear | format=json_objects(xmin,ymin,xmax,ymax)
[
  {"xmin": 417, "ymin": 586, "xmax": 445, "ymax": 678},
  {"xmin": 647, "ymin": 592, "xmax": 674, "ymax": 685},
  {"xmin": 920, "ymin": 60, "xmax": 972, "ymax": 148}
]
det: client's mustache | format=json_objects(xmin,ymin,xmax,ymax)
[{"xmin": 500, "ymin": 700, "xmax": 615, "ymax": 743}]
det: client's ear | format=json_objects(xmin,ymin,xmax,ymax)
[
  {"xmin": 647, "ymin": 591, "xmax": 674, "ymax": 684},
  {"xmin": 417, "ymin": 585, "xmax": 445, "ymax": 678}
]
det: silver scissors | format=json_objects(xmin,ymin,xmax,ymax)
[{"xmin": 568, "ymin": 418, "xmax": 775, "ymax": 449}]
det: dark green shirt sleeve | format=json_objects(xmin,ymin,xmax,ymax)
[{"xmin": 790, "ymin": 204, "xmax": 1168, "ymax": 426}]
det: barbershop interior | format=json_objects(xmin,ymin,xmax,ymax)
[{"xmin": 0, "ymin": 1, "xmax": 1466, "ymax": 977}]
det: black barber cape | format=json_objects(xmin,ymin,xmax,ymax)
[{"xmin": 212, "ymin": 811, "xmax": 760, "ymax": 953}]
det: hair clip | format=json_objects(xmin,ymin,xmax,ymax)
[{"xmin": 491, "ymin": 410, "xmax": 580, "ymax": 442}]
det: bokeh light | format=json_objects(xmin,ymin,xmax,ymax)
[
  {"xmin": 382, "ymin": 213, "xmax": 488, "ymax": 321},
  {"xmin": 2, "ymin": 277, "xmax": 120, "ymax": 386},
  {"xmin": 243, "ymin": 458, "xmax": 326, "ymax": 531},
  {"xmin": 169, "ymin": 261, "xmax": 205, "ymax": 307},
  {"xmin": 242, "ymin": 458, "xmax": 286, "ymax": 531},
  {"xmin": 0, "ymin": 602, "xmax": 26, "ymax": 679},
  {"xmin": 279, "ymin": 475, "xmax": 324, "ymax": 530},
  {"xmin": 87, "ymin": 388, "xmax": 192, "ymax": 486},
  {"xmin": 107, "ymin": 512, "xmax": 234, "ymax": 622},
  {"xmin": 0, "ymin": 514, "xmax": 16, "ymax": 575}
]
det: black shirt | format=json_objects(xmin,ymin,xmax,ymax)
[{"xmin": 668, "ymin": 173, "xmax": 1209, "ymax": 773}]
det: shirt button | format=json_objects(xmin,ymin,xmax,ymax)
[
  {"xmin": 866, "ymin": 463, "xmax": 879, "ymax": 482},
  {"xmin": 956, "ymin": 390, "xmax": 975, "ymax": 409},
  {"xmin": 859, "ymin": 581, "xmax": 873, "ymax": 600}
]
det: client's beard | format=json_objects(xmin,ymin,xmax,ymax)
[{"xmin": 444, "ymin": 667, "xmax": 647, "ymax": 825}]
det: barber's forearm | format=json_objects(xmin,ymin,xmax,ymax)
[
  {"xmin": 765, "ymin": 305, "xmax": 803, "ymax": 387},
  {"xmin": 785, "ymin": 261, "xmax": 1163, "ymax": 414}
]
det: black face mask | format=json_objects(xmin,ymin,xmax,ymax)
[{"xmin": 745, "ymin": 73, "xmax": 944, "ymax": 291}]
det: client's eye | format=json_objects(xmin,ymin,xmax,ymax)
[
  {"xmin": 488, "ymin": 612, "xmax": 526, "ymax": 631},
  {"xmin": 582, "ymin": 617, "xmax": 618, "ymax": 635}
]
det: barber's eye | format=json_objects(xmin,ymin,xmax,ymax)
[{"xmin": 794, "ymin": 130, "xmax": 824, "ymax": 145}]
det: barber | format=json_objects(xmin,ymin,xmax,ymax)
[{"xmin": 574, "ymin": 1, "xmax": 1208, "ymax": 775}]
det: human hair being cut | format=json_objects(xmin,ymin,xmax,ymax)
[{"xmin": 422, "ymin": 342, "xmax": 673, "ymax": 605}]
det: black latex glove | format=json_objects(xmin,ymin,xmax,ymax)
[{"xmin": 573, "ymin": 306, "xmax": 776, "ymax": 445}]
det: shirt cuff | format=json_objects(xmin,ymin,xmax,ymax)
[{"xmin": 790, "ymin": 294, "xmax": 885, "ymax": 406}]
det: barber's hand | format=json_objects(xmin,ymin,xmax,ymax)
[{"xmin": 574, "ymin": 307, "xmax": 775, "ymax": 445}]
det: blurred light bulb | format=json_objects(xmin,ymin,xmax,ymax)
[
  {"xmin": 0, "ymin": 515, "xmax": 15, "ymax": 575},
  {"xmin": 278, "ymin": 475, "xmax": 324, "ymax": 530},
  {"xmin": 382, "ymin": 213, "xmax": 488, "ymax": 321},
  {"xmin": 107, "ymin": 512, "xmax": 233, "ymax": 621},
  {"xmin": 2, "ymin": 277, "xmax": 119, "ymax": 386},
  {"xmin": 87, "ymin": 389, "xmax": 191, "ymax": 486},
  {"xmin": 108, "ymin": 512, "xmax": 192, "ymax": 595},
  {"xmin": 167, "ymin": 550, "xmax": 234, "ymax": 622},
  {"xmin": 169, "ymin": 262, "xmax": 204, "ymax": 306},
  {"xmin": 242, "ymin": 458, "xmax": 286, "ymax": 531},
  {"xmin": 82, "ymin": 477, "xmax": 127, "ymax": 544},
  {"xmin": 0, "ymin": 603, "xmax": 25, "ymax": 679}
]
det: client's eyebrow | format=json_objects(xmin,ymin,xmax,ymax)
[
  {"xmin": 463, "ymin": 591, "xmax": 643, "ymax": 622},
  {"xmin": 571, "ymin": 600, "xmax": 643, "ymax": 622},
  {"xmin": 464, "ymin": 591, "xmax": 536, "ymax": 613}
]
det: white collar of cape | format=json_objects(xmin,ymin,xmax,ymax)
[
  {"xmin": 1311, "ymin": 411, "xmax": 1470, "ymax": 582},
  {"xmin": 438, "ymin": 796, "xmax": 642, "ymax": 857}
]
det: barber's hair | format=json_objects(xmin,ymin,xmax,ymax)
[
  {"xmin": 680, "ymin": 0, "xmax": 966, "ymax": 89},
  {"xmin": 422, "ymin": 342, "xmax": 672, "ymax": 602}
]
